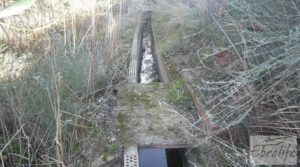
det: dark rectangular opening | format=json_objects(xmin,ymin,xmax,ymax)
[
  {"xmin": 166, "ymin": 149, "xmax": 184, "ymax": 167},
  {"xmin": 138, "ymin": 147, "xmax": 187, "ymax": 167}
]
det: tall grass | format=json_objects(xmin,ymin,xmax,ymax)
[
  {"xmin": 0, "ymin": 0, "xmax": 139, "ymax": 166},
  {"xmin": 0, "ymin": 21, "xmax": 104, "ymax": 167}
]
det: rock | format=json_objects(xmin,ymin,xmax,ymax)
[
  {"xmin": 91, "ymin": 157, "xmax": 103, "ymax": 167},
  {"xmin": 92, "ymin": 155, "xmax": 116, "ymax": 167},
  {"xmin": 110, "ymin": 136, "xmax": 116, "ymax": 142}
]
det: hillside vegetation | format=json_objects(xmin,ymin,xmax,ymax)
[{"xmin": 152, "ymin": 0, "xmax": 300, "ymax": 165}]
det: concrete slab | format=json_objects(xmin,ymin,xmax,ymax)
[{"xmin": 114, "ymin": 83, "xmax": 195, "ymax": 146}]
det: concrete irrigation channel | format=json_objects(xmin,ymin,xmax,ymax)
[
  {"xmin": 128, "ymin": 11, "xmax": 169, "ymax": 84},
  {"xmin": 113, "ymin": 11, "xmax": 212, "ymax": 167}
]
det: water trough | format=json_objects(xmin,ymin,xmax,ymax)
[{"xmin": 128, "ymin": 11, "xmax": 169, "ymax": 84}]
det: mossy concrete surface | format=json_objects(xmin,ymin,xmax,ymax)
[
  {"xmin": 113, "ymin": 83, "xmax": 194, "ymax": 146},
  {"xmin": 181, "ymin": 69, "xmax": 212, "ymax": 134}
]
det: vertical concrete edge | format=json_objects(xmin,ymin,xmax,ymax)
[
  {"xmin": 128, "ymin": 13, "xmax": 143, "ymax": 83},
  {"xmin": 151, "ymin": 20, "xmax": 170, "ymax": 84},
  {"xmin": 181, "ymin": 71, "xmax": 212, "ymax": 136}
]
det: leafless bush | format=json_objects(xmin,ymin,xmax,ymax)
[{"xmin": 150, "ymin": 0, "xmax": 300, "ymax": 166}]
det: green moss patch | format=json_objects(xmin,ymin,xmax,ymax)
[{"xmin": 167, "ymin": 78, "xmax": 193, "ymax": 109}]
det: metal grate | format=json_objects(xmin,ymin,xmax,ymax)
[{"xmin": 124, "ymin": 145, "xmax": 139, "ymax": 167}]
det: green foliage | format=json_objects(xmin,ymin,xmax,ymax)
[
  {"xmin": 0, "ymin": 16, "xmax": 107, "ymax": 166},
  {"xmin": 167, "ymin": 78, "xmax": 192, "ymax": 108},
  {"xmin": 106, "ymin": 143, "xmax": 122, "ymax": 154}
]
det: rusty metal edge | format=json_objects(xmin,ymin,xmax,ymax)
[{"xmin": 138, "ymin": 144, "xmax": 191, "ymax": 149}]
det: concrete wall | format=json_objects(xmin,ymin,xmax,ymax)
[{"xmin": 128, "ymin": 14, "xmax": 143, "ymax": 83}]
